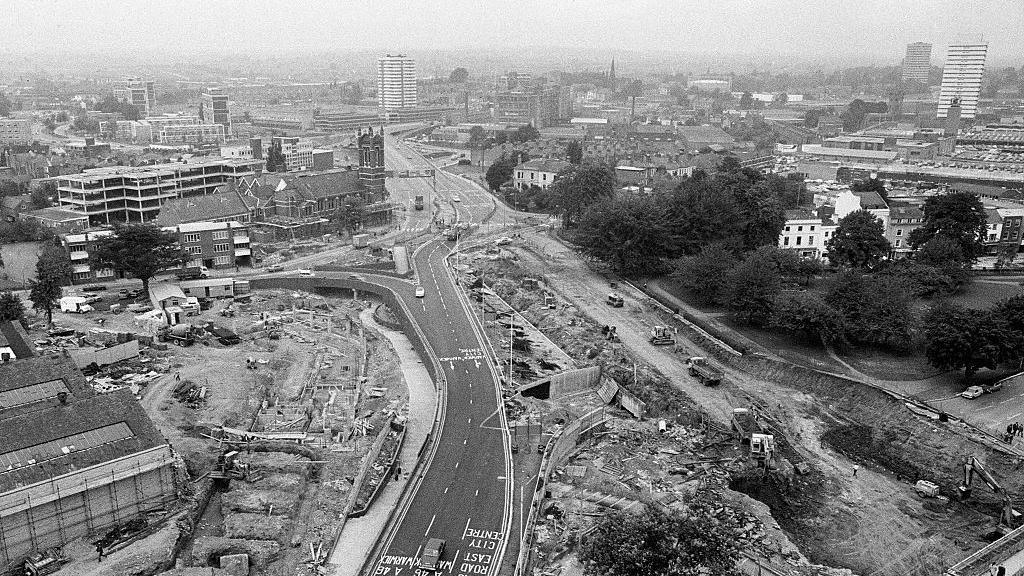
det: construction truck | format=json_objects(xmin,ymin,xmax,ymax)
[
  {"xmin": 649, "ymin": 325, "xmax": 676, "ymax": 346},
  {"xmin": 159, "ymin": 324, "xmax": 195, "ymax": 347},
  {"xmin": 687, "ymin": 357, "xmax": 723, "ymax": 386},
  {"xmin": 174, "ymin": 265, "xmax": 210, "ymax": 280},
  {"xmin": 959, "ymin": 455, "xmax": 1021, "ymax": 530},
  {"xmin": 415, "ymin": 194, "xmax": 425, "ymax": 210},
  {"xmin": 23, "ymin": 548, "xmax": 69, "ymax": 576},
  {"xmin": 210, "ymin": 450, "xmax": 248, "ymax": 489},
  {"xmin": 606, "ymin": 292, "xmax": 624, "ymax": 307},
  {"xmin": 731, "ymin": 408, "xmax": 762, "ymax": 444}
]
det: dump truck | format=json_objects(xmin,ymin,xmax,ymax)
[
  {"xmin": 731, "ymin": 408, "xmax": 762, "ymax": 444},
  {"xmin": 414, "ymin": 194, "xmax": 425, "ymax": 210},
  {"xmin": 686, "ymin": 356, "xmax": 723, "ymax": 386},
  {"xmin": 649, "ymin": 325, "xmax": 676, "ymax": 345},
  {"xmin": 204, "ymin": 323, "xmax": 241, "ymax": 346},
  {"xmin": 606, "ymin": 292, "xmax": 624, "ymax": 307},
  {"xmin": 174, "ymin": 265, "xmax": 210, "ymax": 280}
]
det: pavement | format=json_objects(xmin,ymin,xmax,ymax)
[{"xmin": 328, "ymin": 307, "xmax": 437, "ymax": 575}]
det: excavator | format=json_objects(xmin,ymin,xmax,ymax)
[
  {"xmin": 958, "ymin": 455, "xmax": 1021, "ymax": 531},
  {"xmin": 210, "ymin": 450, "xmax": 249, "ymax": 489}
]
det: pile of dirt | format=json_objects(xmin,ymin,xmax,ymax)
[
  {"xmin": 223, "ymin": 513, "xmax": 291, "ymax": 541},
  {"xmin": 221, "ymin": 489, "xmax": 299, "ymax": 516},
  {"xmin": 190, "ymin": 537, "xmax": 281, "ymax": 569},
  {"xmin": 248, "ymin": 472, "xmax": 305, "ymax": 492}
]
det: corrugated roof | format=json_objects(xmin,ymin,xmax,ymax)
[{"xmin": 149, "ymin": 283, "xmax": 185, "ymax": 302}]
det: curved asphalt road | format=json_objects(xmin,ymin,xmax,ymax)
[{"xmin": 353, "ymin": 131, "xmax": 519, "ymax": 576}]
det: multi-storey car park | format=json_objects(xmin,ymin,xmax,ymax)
[{"xmin": 56, "ymin": 158, "xmax": 264, "ymax": 226}]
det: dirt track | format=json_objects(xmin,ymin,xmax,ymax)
[{"xmin": 508, "ymin": 231, "xmax": 997, "ymax": 576}]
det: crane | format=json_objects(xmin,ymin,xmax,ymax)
[{"xmin": 958, "ymin": 455, "xmax": 1020, "ymax": 530}]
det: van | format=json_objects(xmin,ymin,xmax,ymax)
[{"xmin": 60, "ymin": 296, "xmax": 94, "ymax": 314}]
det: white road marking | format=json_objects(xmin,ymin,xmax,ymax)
[
  {"xmin": 444, "ymin": 486, "xmax": 449, "ymax": 493},
  {"xmin": 425, "ymin": 514, "xmax": 437, "ymax": 536},
  {"xmin": 475, "ymin": 489, "xmax": 479, "ymax": 496},
  {"xmin": 455, "ymin": 461, "xmax": 460, "ymax": 469}
]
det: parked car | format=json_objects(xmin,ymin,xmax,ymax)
[
  {"xmin": 266, "ymin": 264, "xmax": 285, "ymax": 273},
  {"xmin": 126, "ymin": 303, "xmax": 153, "ymax": 313},
  {"xmin": 961, "ymin": 385, "xmax": 984, "ymax": 399},
  {"xmin": 82, "ymin": 284, "xmax": 107, "ymax": 292},
  {"xmin": 415, "ymin": 286, "xmax": 425, "ymax": 298},
  {"xmin": 119, "ymin": 288, "xmax": 143, "ymax": 299},
  {"xmin": 298, "ymin": 269, "xmax": 314, "ymax": 277}
]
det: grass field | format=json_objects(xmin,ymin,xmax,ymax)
[{"xmin": 946, "ymin": 279, "xmax": 1022, "ymax": 309}]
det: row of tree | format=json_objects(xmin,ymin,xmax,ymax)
[{"xmin": 924, "ymin": 295, "xmax": 1024, "ymax": 381}]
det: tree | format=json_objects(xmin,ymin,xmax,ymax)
[
  {"xmin": 579, "ymin": 503, "xmax": 741, "ymax": 576},
  {"xmin": 30, "ymin": 182, "xmax": 55, "ymax": 209},
  {"xmin": 265, "ymin": 140, "xmax": 287, "ymax": 172},
  {"xmin": 739, "ymin": 92, "xmax": 753, "ymax": 110},
  {"xmin": 468, "ymin": 125, "xmax": 485, "ymax": 148},
  {"xmin": 876, "ymin": 259, "xmax": 959, "ymax": 298},
  {"xmin": 449, "ymin": 67, "xmax": 469, "ymax": 83},
  {"xmin": 723, "ymin": 247, "xmax": 782, "ymax": 326},
  {"xmin": 850, "ymin": 177, "xmax": 888, "ymax": 200},
  {"xmin": 573, "ymin": 193, "xmax": 676, "ymax": 276},
  {"xmin": 803, "ymin": 108, "xmax": 824, "ymax": 128},
  {"xmin": 72, "ymin": 115, "xmax": 100, "ymax": 134},
  {"xmin": 548, "ymin": 163, "xmax": 616, "ymax": 228},
  {"xmin": 826, "ymin": 209, "xmax": 890, "ymax": 269},
  {"xmin": 566, "ymin": 140, "xmax": 583, "ymax": 165},
  {"xmin": 0, "ymin": 292, "xmax": 25, "ymax": 325},
  {"xmin": 770, "ymin": 293, "xmax": 846, "ymax": 348},
  {"xmin": 0, "ymin": 93, "xmax": 11, "ymax": 117},
  {"xmin": 485, "ymin": 155, "xmax": 517, "ymax": 192},
  {"xmin": 908, "ymin": 192, "xmax": 987, "ymax": 265},
  {"xmin": 331, "ymin": 195, "xmax": 367, "ymax": 233},
  {"xmin": 89, "ymin": 223, "xmax": 190, "ymax": 294},
  {"xmin": 824, "ymin": 272, "xmax": 913, "ymax": 349},
  {"xmin": 923, "ymin": 304, "xmax": 1017, "ymax": 381},
  {"xmin": 513, "ymin": 123, "xmax": 540, "ymax": 143},
  {"xmin": 671, "ymin": 243, "xmax": 738, "ymax": 305},
  {"xmin": 30, "ymin": 242, "xmax": 71, "ymax": 325}
]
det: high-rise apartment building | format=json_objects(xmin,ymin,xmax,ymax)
[
  {"xmin": 200, "ymin": 87, "xmax": 232, "ymax": 136},
  {"xmin": 377, "ymin": 55, "xmax": 418, "ymax": 109},
  {"xmin": 113, "ymin": 78, "xmax": 155, "ymax": 117},
  {"xmin": 937, "ymin": 39, "xmax": 988, "ymax": 119},
  {"xmin": 902, "ymin": 42, "xmax": 932, "ymax": 84}
]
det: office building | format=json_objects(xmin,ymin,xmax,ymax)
[
  {"xmin": 937, "ymin": 39, "xmax": 988, "ymax": 119},
  {"xmin": 64, "ymin": 220, "xmax": 251, "ymax": 282},
  {"xmin": 56, "ymin": 158, "xmax": 263, "ymax": 225},
  {"xmin": 0, "ymin": 119, "xmax": 33, "ymax": 145},
  {"xmin": 902, "ymin": 42, "xmax": 932, "ymax": 84},
  {"xmin": 313, "ymin": 110, "xmax": 382, "ymax": 133},
  {"xmin": 201, "ymin": 87, "xmax": 232, "ymax": 135},
  {"xmin": 157, "ymin": 123, "xmax": 227, "ymax": 144},
  {"xmin": 113, "ymin": 78, "xmax": 156, "ymax": 117},
  {"xmin": 377, "ymin": 55, "xmax": 418, "ymax": 109}
]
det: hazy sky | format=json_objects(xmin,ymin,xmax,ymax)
[{"xmin": 7, "ymin": 0, "xmax": 1024, "ymax": 63}]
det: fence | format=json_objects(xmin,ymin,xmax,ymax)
[{"xmin": 515, "ymin": 407, "xmax": 608, "ymax": 576}]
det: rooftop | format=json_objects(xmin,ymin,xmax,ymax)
[
  {"xmin": 516, "ymin": 158, "xmax": 573, "ymax": 173},
  {"xmin": 156, "ymin": 189, "xmax": 250, "ymax": 226}
]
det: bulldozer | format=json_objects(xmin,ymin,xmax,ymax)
[
  {"xmin": 959, "ymin": 455, "xmax": 1021, "ymax": 531},
  {"xmin": 649, "ymin": 325, "xmax": 676, "ymax": 346}
]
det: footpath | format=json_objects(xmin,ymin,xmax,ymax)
[{"xmin": 327, "ymin": 307, "xmax": 437, "ymax": 575}]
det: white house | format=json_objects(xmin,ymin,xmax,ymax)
[
  {"xmin": 513, "ymin": 158, "xmax": 572, "ymax": 190},
  {"xmin": 778, "ymin": 208, "xmax": 837, "ymax": 260}
]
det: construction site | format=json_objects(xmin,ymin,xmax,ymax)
[
  {"xmin": 0, "ymin": 275, "xmax": 412, "ymax": 576},
  {"xmin": 448, "ymin": 230, "xmax": 1024, "ymax": 576}
]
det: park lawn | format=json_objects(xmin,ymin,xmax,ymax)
[{"xmin": 946, "ymin": 280, "xmax": 1021, "ymax": 309}]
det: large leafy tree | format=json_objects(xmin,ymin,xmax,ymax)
[
  {"xmin": 671, "ymin": 243, "xmax": 738, "ymax": 305},
  {"xmin": 485, "ymin": 155, "xmax": 517, "ymax": 192},
  {"xmin": 908, "ymin": 192, "xmax": 987, "ymax": 265},
  {"xmin": 512, "ymin": 123, "xmax": 540, "ymax": 143},
  {"xmin": 573, "ymin": 193, "xmax": 676, "ymax": 276},
  {"xmin": 448, "ymin": 67, "xmax": 469, "ymax": 83},
  {"xmin": 0, "ymin": 292, "xmax": 25, "ymax": 325},
  {"xmin": 826, "ymin": 209, "xmax": 891, "ymax": 270},
  {"xmin": 770, "ymin": 292, "xmax": 846, "ymax": 348},
  {"xmin": 30, "ymin": 242, "xmax": 71, "ymax": 324},
  {"xmin": 265, "ymin": 140, "xmax": 287, "ymax": 172},
  {"xmin": 548, "ymin": 163, "xmax": 616, "ymax": 228},
  {"xmin": 565, "ymin": 140, "xmax": 583, "ymax": 165},
  {"xmin": 824, "ymin": 272, "xmax": 913, "ymax": 349},
  {"xmin": 89, "ymin": 223, "xmax": 190, "ymax": 293},
  {"xmin": 723, "ymin": 247, "xmax": 782, "ymax": 326},
  {"xmin": 923, "ymin": 303, "xmax": 1019, "ymax": 382},
  {"xmin": 579, "ymin": 503, "xmax": 741, "ymax": 576}
]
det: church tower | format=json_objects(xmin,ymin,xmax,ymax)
[
  {"xmin": 609, "ymin": 59, "xmax": 617, "ymax": 89},
  {"xmin": 357, "ymin": 127, "xmax": 386, "ymax": 200}
]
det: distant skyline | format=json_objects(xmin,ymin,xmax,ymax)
[{"xmin": 4, "ymin": 0, "xmax": 1024, "ymax": 65}]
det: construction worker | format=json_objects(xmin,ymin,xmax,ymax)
[
  {"xmin": 852, "ymin": 464, "xmax": 859, "ymax": 477},
  {"xmin": 96, "ymin": 544, "xmax": 104, "ymax": 562}
]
